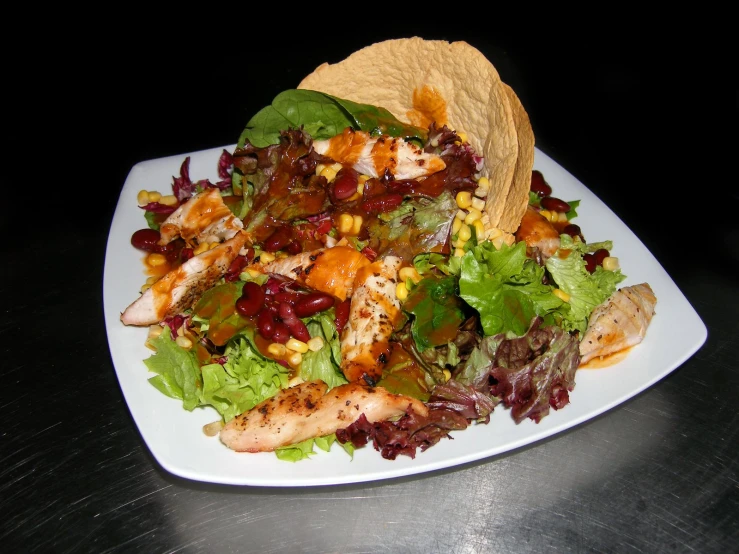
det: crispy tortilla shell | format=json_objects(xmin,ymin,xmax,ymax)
[{"xmin": 297, "ymin": 37, "xmax": 527, "ymax": 233}]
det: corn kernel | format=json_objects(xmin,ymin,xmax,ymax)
[
  {"xmin": 602, "ymin": 256, "xmax": 620, "ymax": 271},
  {"xmin": 320, "ymin": 165, "xmax": 338, "ymax": 183},
  {"xmin": 358, "ymin": 174, "xmax": 370, "ymax": 184},
  {"xmin": 492, "ymin": 235, "xmax": 507, "ymax": 250},
  {"xmin": 455, "ymin": 191, "xmax": 473, "ymax": 209},
  {"xmin": 443, "ymin": 369, "xmax": 452, "ymax": 382},
  {"xmin": 159, "ymin": 195, "xmax": 178, "ymax": 206},
  {"xmin": 352, "ymin": 215, "xmax": 363, "ymax": 235},
  {"xmin": 553, "ymin": 288, "xmax": 571, "ymax": 302},
  {"xmin": 147, "ymin": 191, "xmax": 162, "ymax": 203},
  {"xmin": 286, "ymin": 338, "xmax": 309, "ymax": 354},
  {"xmin": 245, "ymin": 268, "xmax": 262, "ymax": 278},
  {"xmin": 452, "ymin": 238, "xmax": 466, "ymax": 249},
  {"xmin": 464, "ymin": 208, "xmax": 482, "ymax": 225},
  {"xmin": 147, "ymin": 253, "xmax": 167, "ymax": 266},
  {"xmin": 137, "ymin": 190, "xmax": 150, "ymax": 206},
  {"xmin": 488, "ymin": 228, "xmax": 503, "ymax": 240},
  {"xmin": 472, "ymin": 220, "xmax": 485, "ymax": 238},
  {"xmin": 144, "ymin": 341, "xmax": 157, "ymax": 351},
  {"xmin": 287, "ymin": 351, "xmax": 303, "ymax": 368},
  {"xmin": 148, "ymin": 325, "xmax": 163, "ymax": 339},
  {"xmin": 193, "ymin": 242, "xmax": 209, "ymax": 255},
  {"xmin": 396, "ymin": 282, "xmax": 409, "ymax": 301},
  {"xmin": 558, "ymin": 212, "xmax": 568, "ymax": 223},
  {"xmin": 276, "ymin": 251, "xmax": 288, "ymax": 259},
  {"xmin": 474, "ymin": 186, "xmax": 488, "ymax": 198},
  {"xmin": 258, "ymin": 251, "xmax": 275, "ymax": 263},
  {"xmin": 356, "ymin": 182, "xmax": 365, "ymax": 195},
  {"xmin": 315, "ymin": 163, "xmax": 326, "ymax": 176},
  {"xmin": 209, "ymin": 242, "xmax": 219, "ymax": 250},
  {"xmin": 477, "ymin": 176, "xmax": 490, "ymax": 189},
  {"xmin": 175, "ymin": 336, "xmax": 193, "ymax": 349},
  {"xmin": 458, "ymin": 224, "xmax": 472, "ymax": 242},
  {"xmin": 455, "ymin": 209, "xmax": 467, "ymax": 221},
  {"xmin": 454, "ymin": 247, "xmax": 466, "ymax": 257},
  {"xmin": 307, "ymin": 336, "xmax": 325, "ymax": 352},
  {"xmin": 457, "ymin": 132, "xmax": 468, "ymax": 143},
  {"xmin": 267, "ymin": 343, "xmax": 286, "ymax": 357},
  {"xmin": 140, "ymin": 283, "xmax": 151, "ymax": 293},
  {"xmin": 452, "ymin": 217, "xmax": 462, "ymax": 234},
  {"xmin": 399, "ymin": 267, "xmax": 421, "ymax": 284},
  {"xmin": 145, "ymin": 276, "xmax": 158, "ymax": 285},
  {"xmin": 338, "ymin": 213, "xmax": 354, "ymax": 233},
  {"xmin": 540, "ymin": 209, "xmax": 551, "ymax": 221},
  {"xmin": 471, "ymin": 197, "xmax": 485, "ymax": 211}
]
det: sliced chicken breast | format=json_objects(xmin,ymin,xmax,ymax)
[
  {"xmin": 340, "ymin": 255, "xmax": 403, "ymax": 383},
  {"xmin": 579, "ymin": 283, "xmax": 657, "ymax": 364},
  {"xmin": 219, "ymin": 380, "xmax": 428, "ymax": 452},
  {"xmin": 515, "ymin": 205, "xmax": 560, "ymax": 260},
  {"xmin": 259, "ymin": 245, "xmax": 371, "ymax": 301},
  {"xmin": 159, "ymin": 188, "xmax": 243, "ymax": 246},
  {"xmin": 120, "ymin": 231, "xmax": 249, "ymax": 326},
  {"xmin": 312, "ymin": 127, "xmax": 445, "ymax": 180}
]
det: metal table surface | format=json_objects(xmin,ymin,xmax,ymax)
[{"xmin": 3, "ymin": 25, "xmax": 735, "ymax": 553}]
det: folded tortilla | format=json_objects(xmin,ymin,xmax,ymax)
[{"xmin": 297, "ymin": 36, "xmax": 534, "ymax": 234}]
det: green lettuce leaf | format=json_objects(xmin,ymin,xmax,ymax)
[{"xmin": 144, "ymin": 328, "xmax": 203, "ymax": 411}]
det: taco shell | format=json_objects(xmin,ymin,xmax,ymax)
[{"xmin": 297, "ymin": 37, "xmax": 531, "ymax": 234}]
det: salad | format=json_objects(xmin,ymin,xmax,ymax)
[{"xmin": 119, "ymin": 85, "xmax": 656, "ymax": 463}]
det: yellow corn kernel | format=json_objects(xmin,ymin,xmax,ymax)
[
  {"xmin": 267, "ymin": 343, "xmax": 286, "ymax": 357},
  {"xmin": 452, "ymin": 217, "xmax": 462, "ymax": 234},
  {"xmin": 458, "ymin": 223, "xmax": 472, "ymax": 242},
  {"xmin": 602, "ymin": 256, "xmax": 620, "ymax": 271},
  {"xmin": 457, "ymin": 132, "xmax": 468, "ymax": 143},
  {"xmin": 356, "ymin": 181, "xmax": 365, "ymax": 195},
  {"xmin": 455, "ymin": 209, "xmax": 467, "ymax": 221},
  {"xmin": 471, "ymin": 197, "xmax": 485, "ymax": 212},
  {"xmin": 539, "ymin": 209, "xmax": 551, "ymax": 221},
  {"xmin": 464, "ymin": 208, "xmax": 482, "ymax": 225},
  {"xmin": 455, "ymin": 191, "xmax": 473, "ymax": 209},
  {"xmin": 352, "ymin": 215, "xmax": 363, "ymax": 235},
  {"xmin": 286, "ymin": 338, "xmax": 309, "ymax": 354},
  {"xmin": 338, "ymin": 213, "xmax": 354, "ymax": 233},
  {"xmin": 472, "ymin": 219, "xmax": 485, "ymax": 238},
  {"xmin": 245, "ymin": 268, "xmax": 262, "ymax": 278},
  {"xmin": 452, "ymin": 238, "xmax": 466, "ymax": 249},
  {"xmin": 443, "ymin": 369, "xmax": 452, "ymax": 382},
  {"xmin": 488, "ymin": 228, "xmax": 503, "ymax": 240},
  {"xmin": 193, "ymin": 242, "xmax": 209, "ymax": 255},
  {"xmin": 147, "ymin": 253, "xmax": 167, "ymax": 267},
  {"xmin": 209, "ymin": 242, "xmax": 220, "ymax": 250},
  {"xmin": 474, "ymin": 186, "xmax": 488, "ymax": 198},
  {"xmin": 358, "ymin": 174, "xmax": 370, "ymax": 184},
  {"xmin": 148, "ymin": 325, "xmax": 163, "ymax": 339},
  {"xmin": 145, "ymin": 276, "xmax": 158, "ymax": 285},
  {"xmin": 315, "ymin": 163, "xmax": 326, "ymax": 176},
  {"xmin": 140, "ymin": 283, "xmax": 151, "ymax": 293},
  {"xmin": 258, "ymin": 251, "xmax": 275, "ymax": 263},
  {"xmin": 159, "ymin": 194, "xmax": 178, "ymax": 206},
  {"xmin": 454, "ymin": 247, "xmax": 466, "ymax": 258},
  {"xmin": 144, "ymin": 341, "xmax": 157, "ymax": 351},
  {"xmin": 550, "ymin": 211, "xmax": 561, "ymax": 223},
  {"xmin": 287, "ymin": 351, "xmax": 303, "ymax": 368},
  {"xmin": 137, "ymin": 190, "xmax": 150, "ymax": 206},
  {"xmin": 147, "ymin": 191, "xmax": 162, "ymax": 203},
  {"xmin": 396, "ymin": 282, "xmax": 409, "ymax": 301},
  {"xmin": 319, "ymin": 164, "xmax": 340, "ymax": 183},
  {"xmin": 477, "ymin": 176, "xmax": 490, "ymax": 190},
  {"xmin": 553, "ymin": 288, "xmax": 571, "ymax": 302},
  {"xmin": 276, "ymin": 251, "xmax": 288, "ymax": 259},
  {"xmin": 175, "ymin": 336, "xmax": 193, "ymax": 350},
  {"xmin": 307, "ymin": 336, "xmax": 325, "ymax": 352},
  {"xmin": 558, "ymin": 211, "xmax": 568, "ymax": 223},
  {"xmin": 399, "ymin": 267, "xmax": 421, "ymax": 284},
  {"xmin": 492, "ymin": 235, "xmax": 507, "ymax": 250}
]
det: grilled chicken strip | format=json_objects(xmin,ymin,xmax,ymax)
[
  {"xmin": 515, "ymin": 205, "xmax": 560, "ymax": 261},
  {"xmin": 312, "ymin": 127, "xmax": 446, "ymax": 180},
  {"xmin": 259, "ymin": 245, "xmax": 371, "ymax": 302},
  {"xmin": 579, "ymin": 283, "xmax": 657, "ymax": 364},
  {"xmin": 340, "ymin": 256, "xmax": 403, "ymax": 383},
  {"xmin": 159, "ymin": 188, "xmax": 243, "ymax": 246},
  {"xmin": 120, "ymin": 231, "xmax": 249, "ymax": 326},
  {"xmin": 219, "ymin": 380, "xmax": 428, "ymax": 452}
]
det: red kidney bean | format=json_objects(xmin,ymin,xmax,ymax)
[
  {"xmin": 272, "ymin": 322, "xmax": 291, "ymax": 344},
  {"xmin": 180, "ymin": 247, "xmax": 194, "ymax": 262},
  {"xmin": 294, "ymin": 292, "xmax": 335, "ymax": 318},
  {"xmin": 224, "ymin": 255, "xmax": 248, "ymax": 282},
  {"xmin": 235, "ymin": 281, "xmax": 265, "ymax": 317},
  {"xmin": 131, "ymin": 229, "xmax": 161, "ymax": 252},
  {"xmin": 278, "ymin": 302, "xmax": 310, "ymax": 342},
  {"xmin": 285, "ymin": 240, "xmax": 302, "ymax": 255},
  {"xmin": 361, "ymin": 193, "xmax": 403, "ymax": 214},
  {"xmin": 274, "ymin": 291, "xmax": 302, "ymax": 305},
  {"xmin": 540, "ymin": 196, "xmax": 571, "ymax": 213},
  {"xmin": 530, "ymin": 170, "xmax": 552, "ymax": 197},
  {"xmin": 334, "ymin": 299, "xmax": 351, "ymax": 332},
  {"xmin": 583, "ymin": 253, "xmax": 596, "ymax": 274},
  {"xmin": 332, "ymin": 168, "xmax": 360, "ymax": 200},
  {"xmin": 593, "ymin": 248, "xmax": 610, "ymax": 266},
  {"xmin": 257, "ymin": 308, "xmax": 275, "ymax": 339},
  {"xmin": 263, "ymin": 226, "xmax": 293, "ymax": 252},
  {"xmin": 563, "ymin": 223, "xmax": 582, "ymax": 238}
]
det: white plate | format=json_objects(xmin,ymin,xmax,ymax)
[{"xmin": 103, "ymin": 145, "xmax": 707, "ymax": 487}]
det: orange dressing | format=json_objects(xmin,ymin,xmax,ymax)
[
  {"xmin": 579, "ymin": 347, "xmax": 632, "ymax": 369},
  {"xmin": 408, "ymin": 85, "xmax": 448, "ymax": 128}
]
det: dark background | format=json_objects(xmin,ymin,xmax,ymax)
[{"xmin": 3, "ymin": 21, "xmax": 735, "ymax": 553}]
